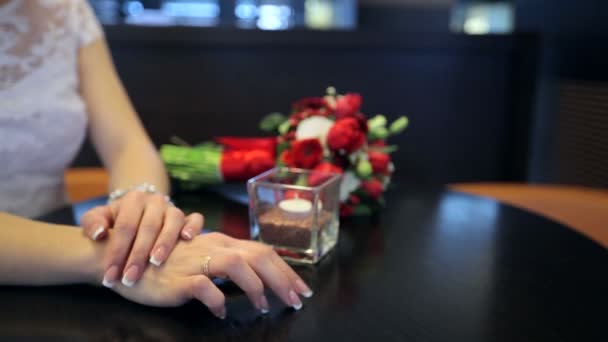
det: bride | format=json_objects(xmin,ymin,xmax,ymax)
[{"xmin": 0, "ymin": 0, "xmax": 311, "ymax": 314}]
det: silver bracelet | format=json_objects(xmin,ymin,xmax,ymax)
[{"xmin": 108, "ymin": 182, "xmax": 172, "ymax": 205}]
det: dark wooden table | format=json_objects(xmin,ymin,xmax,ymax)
[{"xmin": 1, "ymin": 185, "xmax": 607, "ymax": 341}]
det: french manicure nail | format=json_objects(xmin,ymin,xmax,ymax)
[
  {"xmin": 215, "ymin": 307, "xmax": 227, "ymax": 319},
  {"xmin": 289, "ymin": 290, "xmax": 302, "ymax": 310},
  {"xmin": 259, "ymin": 295, "xmax": 270, "ymax": 314},
  {"xmin": 121, "ymin": 265, "xmax": 139, "ymax": 287},
  {"xmin": 182, "ymin": 229, "xmax": 192, "ymax": 240},
  {"xmin": 102, "ymin": 265, "xmax": 118, "ymax": 288},
  {"xmin": 92, "ymin": 226, "xmax": 105, "ymax": 240},
  {"xmin": 295, "ymin": 279, "xmax": 313, "ymax": 298},
  {"xmin": 149, "ymin": 246, "xmax": 166, "ymax": 266}
]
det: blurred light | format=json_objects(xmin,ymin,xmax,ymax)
[
  {"xmin": 235, "ymin": 1, "xmax": 258, "ymax": 20},
  {"xmin": 162, "ymin": 1, "xmax": 220, "ymax": 19},
  {"xmin": 304, "ymin": 0, "xmax": 334, "ymax": 29},
  {"xmin": 123, "ymin": 0, "xmax": 143, "ymax": 16},
  {"xmin": 257, "ymin": 4, "xmax": 292, "ymax": 30},
  {"xmin": 438, "ymin": 194, "xmax": 499, "ymax": 231},
  {"xmin": 451, "ymin": 1, "xmax": 514, "ymax": 35},
  {"xmin": 464, "ymin": 16, "xmax": 490, "ymax": 34},
  {"xmin": 123, "ymin": 0, "xmax": 175, "ymax": 26}
]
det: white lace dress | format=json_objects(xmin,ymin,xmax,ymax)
[{"xmin": 0, "ymin": 0, "xmax": 102, "ymax": 217}]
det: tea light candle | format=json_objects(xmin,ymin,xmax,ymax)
[{"xmin": 279, "ymin": 198, "xmax": 313, "ymax": 214}]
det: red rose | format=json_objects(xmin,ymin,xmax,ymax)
[
  {"xmin": 292, "ymin": 97, "xmax": 330, "ymax": 112},
  {"xmin": 361, "ymin": 179, "xmax": 384, "ymax": 199},
  {"xmin": 352, "ymin": 113, "xmax": 369, "ymax": 134},
  {"xmin": 349, "ymin": 194, "xmax": 361, "ymax": 205},
  {"xmin": 289, "ymin": 118, "xmax": 299, "ymax": 126},
  {"xmin": 369, "ymin": 151, "xmax": 390, "ymax": 174},
  {"xmin": 340, "ymin": 203, "xmax": 354, "ymax": 216},
  {"xmin": 308, "ymin": 162, "xmax": 343, "ymax": 186},
  {"xmin": 331, "ymin": 153, "xmax": 350, "ymax": 169},
  {"xmin": 327, "ymin": 117, "xmax": 366, "ymax": 153},
  {"xmin": 291, "ymin": 138, "xmax": 323, "ymax": 169},
  {"xmin": 284, "ymin": 131, "xmax": 296, "ymax": 141},
  {"xmin": 294, "ymin": 108, "xmax": 329, "ymax": 119},
  {"xmin": 335, "ymin": 93, "xmax": 362, "ymax": 119},
  {"xmin": 311, "ymin": 108, "xmax": 331, "ymax": 117},
  {"xmin": 369, "ymin": 139, "xmax": 386, "ymax": 148},
  {"xmin": 293, "ymin": 111, "xmax": 307, "ymax": 121},
  {"xmin": 280, "ymin": 149, "xmax": 295, "ymax": 167}
]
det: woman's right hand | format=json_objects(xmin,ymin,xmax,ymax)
[{"xmin": 109, "ymin": 232, "xmax": 313, "ymax": 318}]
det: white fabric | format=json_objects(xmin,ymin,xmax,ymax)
[{"xmin": 0, "ymin": 0, "xmax": 102, "ymax": 217}]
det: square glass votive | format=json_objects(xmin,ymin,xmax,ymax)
[{"xmin": 247, "ymin": 167, "xmax": 341, "ymax": 264}]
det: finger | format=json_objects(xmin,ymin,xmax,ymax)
[
  {"xmin": 181, "ymin": 212, "xmax": 204, "ymax": 240},
  {"xmin": 231, "ymin": 243, "xmax": 302, "ymax": 310},
  {"xmin": 80, "ymin": 206, "xmax": 113, "ymax": 241},
  {"xmin": 102, "ymin": 191, "xmax": 146, "ymax": 288},
  {"xmin": 240, "ymin": 239, "xmax": 313, "ymax": 298},
  {"xmin": 121, "ymin": 197, "xmax": 167, "ymax": 286},
  {"xmin": 270, "ymin": 251, "xmax": 313, "ymax": 298},
  {"xmin": 149, "ymin": 206, "xmax": 185, "ymax": 267},
  {"xmin": 185, "ymin": 275, "xmax": 226, "ymax": 319},
  {"xmin": 210, "ymin": 252, "xmax": 268, "ymax": 313}
]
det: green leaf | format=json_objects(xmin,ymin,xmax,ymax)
[
  {"xmin": 295, "ymin": 175, "xmax": 308, "ymax": 186},
  {"xmin": 278, "ymin": 121, "xmax": 291, "ymax": 135},
  {"xmin": 260, "ymin": 112, "xmax": 286, "ymax": 131},
  {"xmin": 378, "ymin": 127, "xmax": 390, "ymax": 138},
  {"xmin": 356, "ymin": 159, "xmax": 372, "ymax": 178},
  {"xmin": 369, "ymin": 145, "xmax": 399, "ymax": 154},
  {"xmin": 353, "ymin": 204, "xmax": 373, "ymax": 216},
  {"xmin": 389, "ymin": 116, "xmax": 409, "ymax": 134},
  {"xmin": 367, "ymin": 115, "xmax": 387, "ymax": 131},
  {"xmin": 369, "ymin": 127, "xmax": 389, "ymax": 140},
  {"xmin": 276, "ymin": 141, "xmax": 291, "ymax": 156}
]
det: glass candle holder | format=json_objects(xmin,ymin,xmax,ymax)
[{"xmin": 247, "ymin": 167, "xmax": 341, "ymax": 264}]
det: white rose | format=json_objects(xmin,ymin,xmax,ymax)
[
  {"xmin": 339, "ymin": 171, "xmax": 360, "ymax": 202},
  {"xmin": 295, "ymin": 116, "xmax": 334, "ymax": 145}
]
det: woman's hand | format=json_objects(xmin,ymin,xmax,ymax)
[
  {"xmin": 80, "ymin": 191, "xmax": 204, "ymax": 288},
  {"xmin": 110, "ymin": 232, "xmax": 313, "ymax": 318}
]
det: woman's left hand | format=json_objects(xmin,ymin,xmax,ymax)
[
  {"xmin": 80, "ymin": 191, "xmax": 204, "ymax": 288},
  {"xmin": 110, "ymin": 232, "xmax": 313, "ymax": 316}
]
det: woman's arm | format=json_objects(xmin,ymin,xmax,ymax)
[
  {"xmin": 0, "ymin": 211, "xmax": 313, "ymax": 318},
  {"xmin": 0, "ymin": 212, "xmax": 102, "ymax": 286},
  {"xmin": 76, "ymin": 37, "xmax": 201, "ymax": 288},
  {"xmin": 78, "ymin": 38, "xmax": 168, "ymax": 193}
]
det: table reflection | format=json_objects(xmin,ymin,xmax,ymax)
[
  {"xmin": 0, "ymin": 284, "xmax": 301, "ymax": 340},
  {"xmin": 11, "ymin": 185, "xmax": 608, "ymax": 341}
]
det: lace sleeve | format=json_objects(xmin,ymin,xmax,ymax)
[{"xmin": 74, "ymin": 0, "xmax": 103, "ymax": 48}]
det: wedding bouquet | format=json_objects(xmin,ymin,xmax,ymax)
[
  {"xmin": 161, "ymin": 137, "xmax": 277, "ymax": 188},
  {"xmin": 160, "ymin": 87, "xmax": 408, "ymax": 216},
  {"xmin": 259, "ymin": 87, "xmax": 408, "ymax": 216}
]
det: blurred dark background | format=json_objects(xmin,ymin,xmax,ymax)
[{"xmin": 75, "ymin": 0, "xmax": 608, "ymax": 187}]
